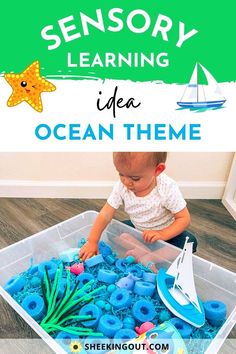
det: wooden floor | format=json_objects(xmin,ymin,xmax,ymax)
[{"xmin": 0, "ymin": 198, "xmax": 235, "ymax": 342}]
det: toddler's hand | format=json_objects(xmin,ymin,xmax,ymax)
[
  {"xmin": 79, "ymin": 241, "xmax": 98, "ymax": 261},
  {"xmin": 142, "ymin": 230, "xmax": 162, "ymax": 244}
]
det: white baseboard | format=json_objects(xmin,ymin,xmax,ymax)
[
  {"xmin": 178, "ymin": 181, "xmax": 226, "ymax": 199},
  {"xmin": 0, "ymin": 180, "xmax": 225, "ymax": 199}
]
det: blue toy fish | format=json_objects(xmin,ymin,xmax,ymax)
[
  {"xmin": 116, "ymin": 273, "xmax": 139, "ymax": 291},
  {"xmin": 109, "ymin": 322, "xmax": 188, "ymax": 354},
  {"xmin": 143, "ymin": 322, "xmax": 188, "ymax": 354}
]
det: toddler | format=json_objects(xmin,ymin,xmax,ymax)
[{"xmin": 80, "ymin": 152, "xmax": 197, "ymax": 268}]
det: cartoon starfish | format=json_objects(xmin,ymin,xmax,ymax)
[{"xmin": 4, "ymin": 61, "xmax": 56, "ymax": 112}]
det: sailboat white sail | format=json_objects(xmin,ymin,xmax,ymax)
[
  {"xmin": 157, "ymin": 237, "xmax": 205, "ymax": 327},
  {"xmin": 166, "ymin": 249, "xmax": 182, "ymax": 278},
  {"xmin": 199, "ymin": 64, "xmax": 225, "ymax": 102},
  {"xmin": 179, "ymin": 63, "xmax": 198, "ymax": 103},
  {"xmin": 177, "ymin": 63, "xmax": 226, "ymax": 109},
  {"xmin": 166, "ymin": 238, "xmax": 202, "ymax": 313},
  {"xmin": 174, "ymin": 243, "xmax": 202, "ymax": 312}
]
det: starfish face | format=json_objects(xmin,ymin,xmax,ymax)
[{"xmin": 4, "ymin": 61, "xmax": 56, "ymax": 112}]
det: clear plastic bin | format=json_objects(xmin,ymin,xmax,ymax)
[{"xmin": 0, "ymin": 211, "xmax": 235, "ymax": 354}]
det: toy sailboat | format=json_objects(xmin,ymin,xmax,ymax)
[
  {"xmin": 177, "ymin": 63, "xmax": 226, "ymax": 109},
  {"xmin": 157, "ymin": 237, "xmax": 205, "ymax": 328}
]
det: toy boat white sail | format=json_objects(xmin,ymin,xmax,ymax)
[
  {"xmin": 157, "ymin": 237, "xmax": 205, "ymax": 327},
  {"xmin": 177, "ymin": 63, "xmax": 226, "ymax": 109}
]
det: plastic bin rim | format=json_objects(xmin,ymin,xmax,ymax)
[
  {"xmin": 0, "ymin": 210, "xmax": 236, "ymax": 354},
  {"xmin": 0, "ymin": 210, "xmax": 235, "ymax": 279},
  {"xmin": 0, "ymin": 210, "xmax": 98, "ymax": 254}
]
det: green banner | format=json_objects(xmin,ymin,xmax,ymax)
[{"xmin": 1, "ymin": 0, "xmax": 235, "ymax": 83}]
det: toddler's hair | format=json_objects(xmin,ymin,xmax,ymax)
[{"xmin": 113, "ymin": 152, "xmax": 167, "ymax": 168}]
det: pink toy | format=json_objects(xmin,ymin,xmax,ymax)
[
  {"xmin": 135, "ymin": 322, "xmax": 155, "ymax": 335},
  {"xmin": 66, "ymin": 262, "xmax": 84, "ymax": 275}
]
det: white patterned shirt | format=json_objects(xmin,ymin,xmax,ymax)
[{"xmin": 107, "ymin": 173, "xmax": 186, "ymax": 231}]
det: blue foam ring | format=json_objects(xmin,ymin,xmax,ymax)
[
  {"xmin": 132, "ymin": 300, "xmax": 156, "ymax": 322},
  {"xmin": 55, "ymin": 331, "xmax": 79, "ymax": 350},
  {"xmin": 79, "ymin": 304, "xmax": 102, "ymax": 327},
  {"xmin": 38, "ymin": 261, "xmax": 58, "ymax": 280},
  {"xmin": 126, "ymin": 265, "xmax": 143, "ymax": 278},
  {"xmin": 115, "ymin": 259, "xmax": 127, "ymax": 272},
  {"xmin": 4, "ymin": 276, "xmax": 26, "ymax": 296},
  {"xmin": 56, "ymin": 330, "xmax": 78, "ymax": 340},
  {"xmin": 28, "ymin": 265, "xmax": 39, "ymax": 275},
  {"xmin": 98, "ymin": 314, "xmax": 123, "ymax": 337},
  {"xmin": 98, "ymin": 241, "xmax": 113, "ymax": 257},
  {"xmin": 21, "ymin": 294, "xmax": 45, "ymax": 321},
  {"xmin": 77, "ymin": 272, "xmax": 95, "ymax": 289},
  {"xmin": 143, "ymin": 272, "xmax": 157, "ymax": 284},
  {"xmin": 133, "ymin": 281, "xmax": 156, "ymax": 297},
  {"xmin": 170, "ymin": 317, "xmax": 193, "ymax": 338},
  {"xmin": 97, "ymin": 269, "xmax": 118, "ymax": 284},
  {"xmin": 114, "ymin": 329, "xmax": 137, "ymax": 340},
  {"xmin": 204, "ymin": 300, "xmax": 227, "ymax": 327},
  {"xmin": 109, "ymin": 288, "xmax": 132, "ymax": 309},
  {"xmin": 105, "ymin": 255, "xmax": 116, "ymax": 265},
  {"xmin": 56, "ymin": 331, "xmax": 78, "ymax": 342},
  {"xmin": 123, "ymin": 316, "xmax": 136, "ymax": 329},
  {"xmin": 85, "ymin": 254, "xmax": 104, "ymax": 267},
  {"xmin": 84, "ymin": 336, "xmax": 110, "ymax": 354}
]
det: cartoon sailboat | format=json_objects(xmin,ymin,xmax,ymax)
[
  {"xmin": 177, "ymin": 63, "xmax": 226, "ymax": 109},
  {"xmin": 157, "ymin": 237, "xmax": 205, "ymax": 328}
]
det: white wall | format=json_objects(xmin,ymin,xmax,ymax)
[{"xmin": 0, "ymin": 152, "xmax": 234, "ymax": 198}]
